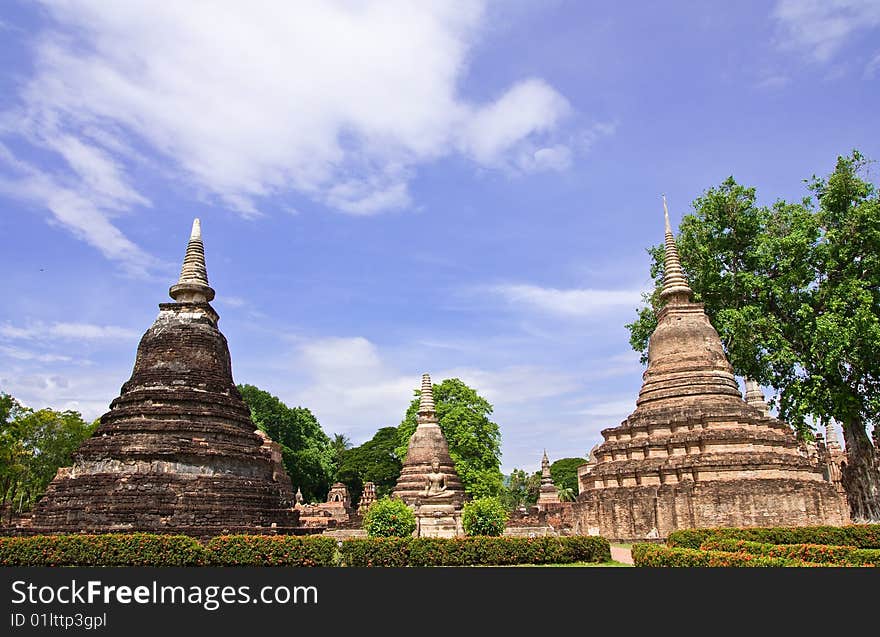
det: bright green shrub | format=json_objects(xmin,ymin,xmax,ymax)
[
  {"xmin": 0, "ymin": 534, "xmax": 203, "ymax": 566},
  {"xmin": 666, "ymin": 524, "xmax": 880, "ymax": 549},
  {"xmin": 205, "ymin": 535, "xmax": 337, "ymax": 566},
  {"xmin": 362, "ymin": 497, "xmax": 417, "ymax": 538},
  {"xmin": 461, "ymin": 497, "xmax": 508, "ymax": 536}
]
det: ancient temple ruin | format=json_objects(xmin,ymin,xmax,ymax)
[
  {"xmin": 25, "ymin": 219, "xmax": 301, "ymax": 536},
  {"xmin": 393, "ymin": 373, "xmax": 465, "ymax": 537},
  {"xmin": 536, "ymin": 450, "xmax": 560, "ymax": 506},
  {"xmin": 817, "ymin": 422, "xmax": 848, "ymax": 501},
  {"xmin": 573, "ymin": 200, "xmax": 848, "ymax": 541},
  {"xmin": 358, "ymin": 482, "xmax": 377, "ymax": 514}
]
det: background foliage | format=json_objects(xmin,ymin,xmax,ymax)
[
  {"xmin": 396, "ymin": 378, "xmax": 504, "ymax": 498},
  {"xmin": 0, "ymin": 391, "xmax": 96, "ymax": 520},
  {"xmin": 238, "ymin": 384, "xmax": 334, "ymax": 503}
]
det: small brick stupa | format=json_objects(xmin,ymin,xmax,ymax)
[
  {"xmin": 393, "ymin": 373, "xmax": 465, "ymax": 537},
  {"xmin": 26, "ymin": 219, "xmax": 300, "ymax": 536},
  {"xmin": 537, "ymin": 450, "xmax": 560, "ymax": 506},
  {"xmin": 573, "ymin": 199, "xmax": 848, "ymax": 541}
]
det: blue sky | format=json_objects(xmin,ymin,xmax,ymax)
[{"xmin": 0, "ymin": 1, "xmax": 876, "ymax": 473}]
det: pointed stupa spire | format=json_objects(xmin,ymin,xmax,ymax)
[
  {"xmin": 393, "ymin": 372, "xmax": 465, "ymax": 507},
  {"xmin": 660, "ymin": 196, "xmax": 693, "ymax": 304},
  {"xmin": 744, "ymin": 378, "xmax": 770, "ymax": 416},
  {"xmin": 825, "ymin": 421, "xmax": 842, "ymax": 452},
  {"xmin": 537, "ymin": 449, "xmax": 559, "ymax": 504},
  {"xmin": 169, "ymin": 218, "xmax": 215, "ymax": 303},
  {"xmin": 541, "ymin": 449, "xmax": 552, "ymax": 483},
  {"xmin": 417, "ymin": 372, "xmax": 438, "ymax": 425}
]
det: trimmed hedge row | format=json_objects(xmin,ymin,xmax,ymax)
[
  {"xmin": 666, "ymin": 525, "xmax": 880, "ymax": 550},
  {"xmin": 700, "ymin": 538, "xmax": 880, "ymax": 567},
  {"xmin": 0, "ymin": 534, "xmax": 611, "ymax": 567},
  {"xmin": 631, "ymin": 543, "xmax": 825, "ymax": 568},
  {"xmin": 205, "ymin": 535, "xmax": 338, "ymax": 566},
  {"xmin": 0, "ymin": 534, "xmax": 338, "ymax": 567},
  {"xmin": 340, "ymin": 536, "xmax": 611, "ymax": 567},
  {"xmin": 0, "ymin": 534, "xmax": 204, "ymax": 567}
]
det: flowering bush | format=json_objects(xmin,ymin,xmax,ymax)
[
  {"xmin": 700, "ymin": 538, "xmax": 879, "ymax": 567},
  {"xmin": 362, "ymin": 496, "xmax": 417, "ymax": 538},
  {"xmin": 461, "ymin": 497, "xmax": 508, "ymax": 536},
  {"xmin": 205, "ymin": 535, "xmax": 337, "ymax": 566},
  {"xmin": 0, "ymin": 533, "xmax": 611, "ymax": 567},
  {"xmin": 666, "ymin": 524, "xmax": 880, "ymax": 549},
  {"xmin": 631, "ymin": 543, "xmax": 824, "ymax": 568},
  {"xmin": 0, "ymin": 534, "xmax": 203, "ymax": 566},
  {"xmin": 341, "ymin": 536, "xmax": 610, "ymax": 567}
]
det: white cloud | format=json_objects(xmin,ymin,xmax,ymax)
[
  {"xmin": 280, "ymin": 335, "xmax": 586, "ymax": 451},
  {"xmin": 0, "ymin": 368, "xmax": 120, "ymax": 421},
  {"xmin": 865, "ymin": 50, "xmax": 880, "ymax": 77},
  {"xmin": 773, "ymin": 0, "xmax": 880, "ymax": 63},
  {"xmin": 0, "ymin": 143, "xmax": 159, "ymax": 277},
  {"xmin": 575, "ymin": 399, "xmax": 635, "ymax": 418},
  {"xmin": 441, "ymin": 365, "xmax": 580, "ymax": 406},
  {"xmin": 293, "ymin": 337, "xmax": 417, "ymax": 440},
  {"xmin": 754, "ymin": 74, "xmax": 792, "ymax": 89},
  {"xmin": 0, "ymin": 1, "xmax": 587, "ymax": 266},
  {"xmin": 459, "ymin": 78, "xmax": 571, "ymax": 167},
  {"xmin": 490, "ymin": 284, "xmax": 644, "ymax": 317},
  {"xmin": 0, "ymin": 345, "xmax": 72, "ymax": 363},
  {"xmin": 0, "ymin": 322, "xmax": 140, "ymax": 341},
  {"xmin": 529, "ymin": 145, "xmax": 573, "ymax": 172},
  {"xmin": 217, "ymin": 296, "xmax": 246, "ymax": 309}
]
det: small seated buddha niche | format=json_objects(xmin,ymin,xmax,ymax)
[{"xmin": 422, "ymin": 458, "xmax": 452, "ymax": 500}]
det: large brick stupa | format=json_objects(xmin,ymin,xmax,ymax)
[
  {"xmin": 573, "ymin": 199, "xmax": 848, "ymax": 541},
  {"xmin": 393, "ymin": 373, "xmax": 466, "ymax": 537},
  {"xmin": 26, "ymin": 219, "xmax": 300, "ymax": 536}
]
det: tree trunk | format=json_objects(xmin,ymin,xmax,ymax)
[{"xmin": 840, "ymin": 417, "xmax": 880, "ymax": 522}]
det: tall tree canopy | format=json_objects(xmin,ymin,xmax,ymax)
[
  {"xmin": 396, "ymin": 378, "xmax": 504, "ymax": 498},
  {"xmin": 335, "ymin": 426, "xmax": 402, "ymax": 506},
  {"xmin": 330, "ymin": 433, "xmax": 352, "ymax": 473},
  {"xmin": 499, "ymin": 468, "xmax": 540, "ymax": 512},
  {"xmin": 550, "ymin": 457, "xmax": 586, "ymax": 493},
  {"xmin": 237, "ymin": 384, "xmax": 334, "ymax": 503},
  {"xmin": 625, "ymin": 151, "xmax": 880, "ymax": 521},
  {"xmin": 0, "ymin": 391, "xmax": 96, "ymax": 520}
]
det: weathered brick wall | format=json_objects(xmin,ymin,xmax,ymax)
[
  {"xmin": 506, "ymin": 502, "xmax": 575, "ymax": 533},
  {"xmin": 572, "ymin": 478, "xmax": 849, "ymax": 542}
]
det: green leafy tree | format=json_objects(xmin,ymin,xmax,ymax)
[
  {"xmin": 550, "ymin": 457, "xmax": 586, "ymax": 493},
  {"xmin": 330, "ymin": 433, "xmax": 351, "ymax": 474},
  {"xmin": 461, "ymin": 496, "xmax": 508, "ymax": 536},
  {"xmin": 362, "ymin": 496, "xmax": 416, "ymax": 538},
  {"xmin": 335, "ymin": 427, "xmax": 402, "ymax": 506},
  {"xmin": 499, "ymin": 468, "xmax": 541, "ymax": 512},
  {"xmin": 396, "ymin": 378, "xmax": 503, "ymax": 498},
  {"xmin": 555, "ymin": 485, "xmax": 576, "ymax": 502},
  {"xmin": 625, "ymin": 151, "xmax": 880, "ymax": 521},
  {"xmin": 0, "ymin": 392, "xmax": 96, "ymax": 520},
  {"xmin": 237, "ymin": 384, "xmax": 334, "ymax": 503}
]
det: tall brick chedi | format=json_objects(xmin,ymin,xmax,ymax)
[
  {"xmin": 28, "ymin": 219, "xmax": 299, "ymax": 535},
  {"xmin": 393, "ymin": 373, "xmax": 465, "ymax": 537},
  {"xmin": 573, "ymin": 199, "xmax": 848, "ymax": 540}
]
